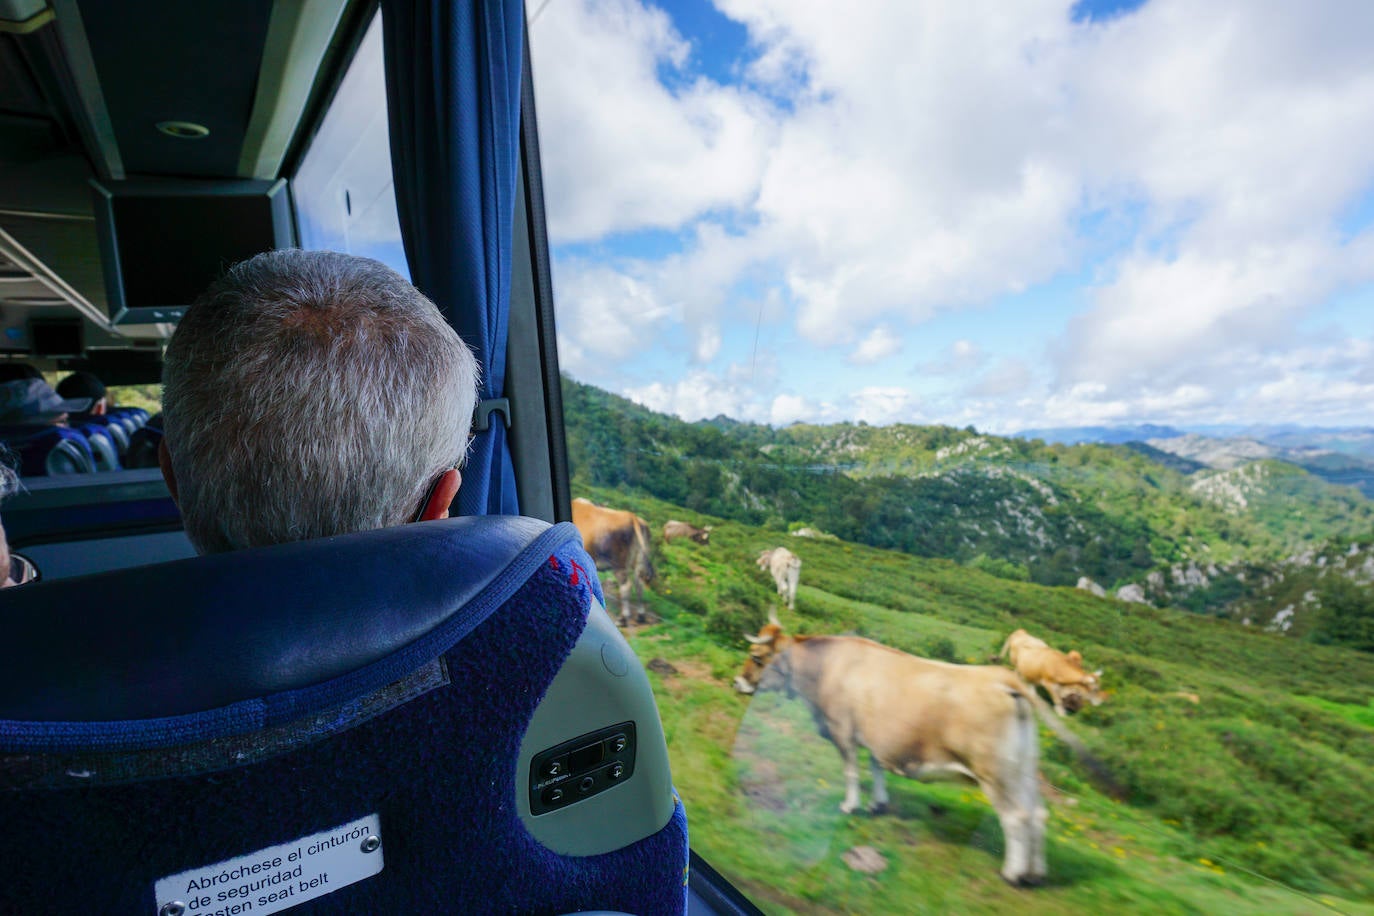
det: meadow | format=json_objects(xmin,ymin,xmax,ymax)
[{"xmin": 580, "ymin": 486, "xmax": 1374, "ymax": 915}]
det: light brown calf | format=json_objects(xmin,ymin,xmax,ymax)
[{"xmin": 999, "ymin": 628, "xmax": 1105, "ymax": 717}]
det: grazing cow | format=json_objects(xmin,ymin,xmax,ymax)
[
  {"xmin": 734, "ymin": 612, "xmax": 1106, "ymax": 887},
  {"xmin": 757, "ymin": 547, "xmax": 801, "ymax": 610},
  {"xmin": 663, "ymin": 520, "xmax": 711, "ymax": 544},
  {"xmin": 571, "ymin": 497, "xmax": 655, "ymax": 626},
  {"xmin": 998, "ymin": 629, "xmax": 1105, "ymax": 717}
]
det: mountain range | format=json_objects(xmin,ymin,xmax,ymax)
[{"xmin": 564, "ymin": 377, "xmax": 1374, "ymax": 650}]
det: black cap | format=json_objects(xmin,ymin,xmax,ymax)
[{"xmin": 56, "ymin": 370, "xmax": 107, "ymax": 402}]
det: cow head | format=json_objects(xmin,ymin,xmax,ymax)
[
  {"xmin": 692, "ymin": 526, "xmax": 712, "ymax": 545},
  {"xmin": 1064, "ymin": 670, "xmax": 1106, "ymax": 712},
  {"xmin": 733, "ymin": 608, "xmax": 793, "ymax": 694}
]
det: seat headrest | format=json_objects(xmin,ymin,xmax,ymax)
[{"xmin": 0, "ymin": 516, "xmax": 566, "ymax": 722}]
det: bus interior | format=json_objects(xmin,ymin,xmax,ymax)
[
  {"xmin": 5, "ymin": 2, "xmax": 1373, "ymax": 915},
  {"xmin": 0, "ymin": 1, "xmax": 755, "ymax": 913}
]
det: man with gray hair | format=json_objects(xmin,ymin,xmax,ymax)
[{"xmin": 159, "ymin": 249, "xmax": 480, "ymax": 554}]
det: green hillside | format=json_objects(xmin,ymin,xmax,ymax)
[
  {"xmin": 564, "ymin": 376, "xmax": 1374, "ymax": 649},
  {"xmin": 580, "ymin": 485, "xmax": 1374, "ymax": 914}
]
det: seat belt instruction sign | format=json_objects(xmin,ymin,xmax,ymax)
[{"xmin": 153, "ymin": 814, "xmax": 383, "ymax": 916}]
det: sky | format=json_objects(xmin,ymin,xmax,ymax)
[{"xmin": 526, "ymin": 0, "xmax": 1374, "ymax": 433}]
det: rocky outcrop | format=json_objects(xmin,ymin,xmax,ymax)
[
  {"xmin": 1076, "ymin": 577, "xmax": 1106, "ymax": 597},
  {"xmin": 1116, "ymin": 583, "xmax": 1150, "ymax": 604}
]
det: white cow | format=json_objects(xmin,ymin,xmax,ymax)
[{"xmin": 757, "ymin": 547, "xmax": 801, "ymax": 610}]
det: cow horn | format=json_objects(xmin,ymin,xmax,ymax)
[{"xmin": 744, "ymin": 632, "xmax": 771, "ymax": 644}]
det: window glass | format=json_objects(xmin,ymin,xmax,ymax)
[
  {"xmin": 293, "ymin": 14, "xmax": 408, "ymax": 278},
  {"xmin": 532, "ymin": 1, "xmax": 1374, "ymax": 912}
]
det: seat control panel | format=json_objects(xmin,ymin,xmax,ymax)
[{"xmin": 529, "ymin": 721, "xmax": 636, "ymax": 815}]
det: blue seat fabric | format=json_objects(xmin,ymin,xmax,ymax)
[
  {"xmin": 124, "ymin": 422, "xmax": 163, "ymax": 469},
  {"xmin": 0, "ymin": 517, "xmax": 688, "ymax": 914},
  {"xmin": 80, "ymin": 413, "xmax": 130, "ymax": 455},
  {"xmin": 0, "ymin": 424, "xmax": 96, "ymax": 475},
  {"xmin": 77, "ymin": 422, "xmax": 122, "ymax": 471}
]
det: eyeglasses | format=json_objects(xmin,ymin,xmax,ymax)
[{"xmin": 6, "ymin": 552, "xmax": 38, "ymax": 587}]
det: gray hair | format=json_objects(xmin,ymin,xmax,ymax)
[
  {"xmin": 162, "ymin": 249, "xmax": 479, "ymax": 554},
  {"xmin": 0, "ymin": 447, "xmax": 19, "ymax": 501}
]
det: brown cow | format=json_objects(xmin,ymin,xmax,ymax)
[
  {"xmin": 998, "ymin": 629, "xmax": 1105, "ymax": 717},
  {"xmin": 571, "ymin": 497, "xmax": 656, "ymax": 626},
  {"xmin": 663, "ymin": 520, "xmax": 711, "ymax": 544},
  {"xmin": 733, "ymin": 612, "xmax": 1106, "ymax": 886}
]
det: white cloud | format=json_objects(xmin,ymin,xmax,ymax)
[
  {"xmin": 848, "ymin": 325, "xmax": 902, "ymax": 365},
  {"xmin": 966, "ymin": 358, "xmax": 1036, "ymax": 398},
  {"xmin": 528, "ymin": 0, "xmax": 774, "ymax": 242},
  {"xmin": 552, "ymin": 261, "xmax": 671, "ymax": 376},
  {"xmin": 849, "ymin": 386, "xmax": 917, "ymax": 425},
  {"xmin": 534, "ymin": 0, "xmax": 1374, "ymax": 428},
  {"xmin": 918, "ymin": 339, "xmax": 987, "ymax": 377},
  {"xmin": 770, "ymin": 393, "xmax": 813, "ymax": 425}
]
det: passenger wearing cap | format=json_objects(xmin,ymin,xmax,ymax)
[
  {"xmin": 56, "ymin": 371, "xmax": 109, "ymax": 419},
  {"xmin": 0, "ymin": 378, "xmax": 92, "ymax": 427}
]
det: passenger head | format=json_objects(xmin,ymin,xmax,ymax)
[
  {"xmin": 0, "ymin": 378, "xmax": 91, "ymax": 426},
  {"xmin": 56, "ymin": 371, "xmax": 108, "ymax": 416},
  {"xmin": 0, "ymin": 363, "xmax": 42, "ymax": 383},
  {"xmin": 161, "ymin": 249, "xmax": 480, "ymax": 554},
  {"xmin": 0, "ymin": 453, "xmax": 29, "ymax": 587}
]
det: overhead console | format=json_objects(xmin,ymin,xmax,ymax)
[{"xmin": 90, "ymin": 177, "xmax": 295, "ymax": 326}]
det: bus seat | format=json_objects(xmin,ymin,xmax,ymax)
[
  {"xmin": 0, "ymin": 516, "xmax": 688, "ymax": 915},
  {"xmin": 82, "ymin": 413, "xmax": 131, "ymax": 456},
  {"xmin": 109, "ymin": 411, "xmax": 138, "ymax": 439},
  {"xmin": 77, "ymin": 422, "xmax": 122, "ymax": 471},
  {"xmin": 0, "ymin": 424, "xmax": 97, "ymax": 475},
  {"xmin": 110, "ymin": 406, "xmax": 148, "ymax": 430},
  {"xmin": 124, "ymin": 422, "xmax": 164, "ymax": 469}
]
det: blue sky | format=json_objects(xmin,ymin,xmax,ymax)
[{"xmin": 528, "ymin": 0, "xmax": 1374, "ymax": 431}]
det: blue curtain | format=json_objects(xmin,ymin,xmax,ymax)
[{"xmin": 381, "ymin": 0, "xmax": 523, "ymax": 516}]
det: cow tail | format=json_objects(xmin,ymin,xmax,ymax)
[
  {"xmin": 997, "ymin": 633, "xmax": 1012, "ymax": 660},
  {"xmin": 1016, "ymin": 681, "xmax": 1125, "ymax": 800}
]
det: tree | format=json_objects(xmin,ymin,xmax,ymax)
[{"xmin": 1310, "ymin": 577, "xmax": 1374, "ymax": 653}]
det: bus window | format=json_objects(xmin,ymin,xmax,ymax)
[
  {"xmin": 531, "ymin": 1, "xmax": 1374, "ymax": 912},
  {"xmin": 293, "ymin": 14, "xmax": 408, "ymax": 278}
]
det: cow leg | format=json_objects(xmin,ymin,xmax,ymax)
[
  {"xmin": 1028, "ymin": 794, "xmax": 1049, "ymax": 882},
  {"xmin": 988, "ymin": 702, "xmax": 1043, "ymax": 886},
  {"xmin": 1046, "ymin": 683, "xmax": 1068, "ymax": 717},
  {"xmin": 837, "ymin": 744, "xmax": 863, "ymax": 814},
  {"xmin": 1018, "ymin": 716, "xmax": 1048, "ymax": 881},
  {"xmin": 983, "ymin": 780, "xmax": 1033, "ymax": 887},
  {"xmin": 868, "ymin": 752, "xmax": 889, "ymax": 814},
  {"xmin": 614, "ymin": 570, "xmax": 633, "ymax": 627},
  {"xmin": 632, "ymin": 574, "xmax": 647, "ymax": 624}
]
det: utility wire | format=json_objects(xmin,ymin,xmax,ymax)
[{"xmin": 529, "ymin": 0, "xmax": 557, "ymax": 26}]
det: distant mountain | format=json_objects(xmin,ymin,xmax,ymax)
[
  {"xmin": 1145, "ymin": 433, "xmax": 1276, "ymax": 470},
  {"xmin": 564, "ymin": 376, "xmax": 1374, "ymax": 588},
  {"xmin": 1015, "ymin": 424, "xmax": 1185, "ymax": 445},
  {"xmin": 1146, "ymin": 433, "xmax": 1374, "ymax": 499},
  {"xmin": 1121, "ymin": 441, "xmax": 1206, "ymax": 474}
]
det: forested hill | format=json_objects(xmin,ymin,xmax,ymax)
[{"xmin": 562, "ymin": 377, "xmax": 1374, "ymax": 626}]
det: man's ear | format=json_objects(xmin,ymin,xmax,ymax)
[
  {"xmin": 158, "ymin": 438, "xmax": 179, "ymax": 505},
  {"xmin": 418, "ymin": 468, "xmax": 461, "ymax": 521}
]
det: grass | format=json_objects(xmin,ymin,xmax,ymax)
[{"xmin": 578, "ymin": 485, "xmax": 1374, "ymax": 914}]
